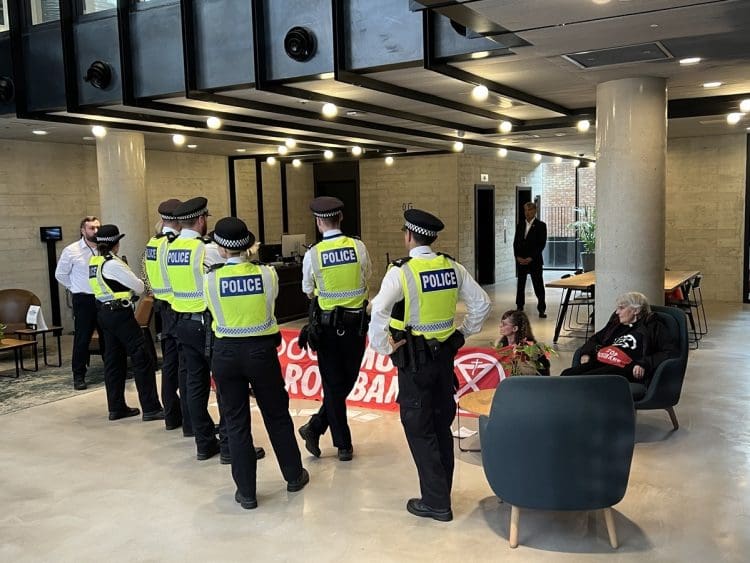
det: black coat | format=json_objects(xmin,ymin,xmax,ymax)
[
  {"xmin": 513, "ymin": 219, "xmax": 547, "ymax": 267},
  {"xmin": 579, "ymin": 311, "xmax": 676, "ymax": 379}
]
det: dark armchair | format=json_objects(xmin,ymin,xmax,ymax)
[
  {"xmin": 572, "ymin": 305, "xmax": 688, "ymax": 430},
  {"xmin": 479, "ymin": 375, "xmax": 635, "ymax": 549}
]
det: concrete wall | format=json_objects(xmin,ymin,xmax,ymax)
[{"xmin": 666, "ymin": 134, "xmax": 748, "ymax": 301}]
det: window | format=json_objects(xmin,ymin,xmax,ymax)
[
  {"xmin": 29, "ymin": 0, "xmax": 60, "ymax": 25},
  {"xmin": 82, "ymin": 0, "xmax": 116, "ymax": 15},
  {"xmin": 1, "ymin": 0, "xmax": 9, "ymax": 31}
]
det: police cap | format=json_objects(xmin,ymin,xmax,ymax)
[
  {"xmin": 310, "ymin": 196, "xmax": 344, "ymax": 218},
  {"xmin": 157, "ymin": 198, "xmax": 182, "ymax": 221},
  {"xmin": 95, "ymin": 224, "xmax": 125, "ymax": 244},
  {"xmin": 403, "ymin": 208, "xmax": 444, "ymax": 238},
  {"xmin": 174, "ymin": 197, "xmax": 209, "ymax": 220},
  {"xmin": 212, "ymin": 217, "xmax": 255, "ymax": 251}
]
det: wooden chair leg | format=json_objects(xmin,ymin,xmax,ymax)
[
  {"xmin": 603, "ymin": 507, "xmax": 618, "ymax": 548},
  {"xmin": 509, "ymin": 505, "xmax": 520, "ymax": 548},
  {"xmin": 666, "ymin": 406, "xmax": 679, "ymax": 430}
]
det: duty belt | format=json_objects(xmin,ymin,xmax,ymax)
[
  {"xmin": 177, "ymin": 312, "xmax": 205, "ymax": 322},
  {"xmin": 97, "ymin": 299, "xmax": 132, "ymax": 311}
]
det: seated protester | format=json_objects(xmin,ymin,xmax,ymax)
[
  {"xmin": 495, "ymin": 309, "xmax": 550, "ymax": 375},
  {"xmin": 561, "ymin": 291, "xmax": 675, "ymax": 385}
]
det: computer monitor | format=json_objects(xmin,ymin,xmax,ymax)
[
  {"xmin": 281, "ymin": 234, "xmax": 307, "ymax": 259},
  {"xmin": 258, "ymin": 243, "xmax": 282, "ymax": 264}
]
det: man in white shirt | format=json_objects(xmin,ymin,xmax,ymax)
[
  {"xmin": 55, "ymin": 215, "xmax": 101, "ymax": 390},
  {"xmin": 368, "ymin": 208, "xmax": 491, "ymax": 522}
]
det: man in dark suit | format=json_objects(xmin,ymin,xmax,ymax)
[{"xmin": 513, "ymin": 202, "xmax": 547, "ymax": 318}]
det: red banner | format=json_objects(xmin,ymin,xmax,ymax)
[{"xmin": 278, "ymin": 328, "xmax": 506, "ymax": 412}]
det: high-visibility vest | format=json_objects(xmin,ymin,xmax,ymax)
[
  {"xmin": 166, "ymin": 237, "xmax": 206, "ymax": 313},
  {"xmin": 203, "ymin": 262, "xmax": 279, "ymax": 338},
  {"xmin": 144, "ymin": 232, "xmax": 176, "ymax": 303},
  {"xmin": 389, "ymin": 255, "xmax": 458, "ymax": 342},
  {"xmin": 89, "ymin": 255, "xmax": 132, "ymax": 302},
  {"xmin": 309, "ymin": 235, "xmax": 367, "ymax": 310}
]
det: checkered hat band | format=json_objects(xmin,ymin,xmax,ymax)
[
  {"xmin": 313, "ymin": 210, "xmax": 341, "ymax": 218},
  {"xmin": 160, "ymin": 213, "xmax": 178, "ymax": 220},
  {"xmin": 97, "ymin": 235, "xmax": 121, "ymax": 242},
  {"xmin": 214, "ymin": 233, "xmax": 251, "ymax": 249},
  {"xmin": 404, "ymin": 220, "xmax": 437, "ymax": 238},
  {"xmin": 179, "ymin": 206, "xmax": 208, "ymax": 220}
]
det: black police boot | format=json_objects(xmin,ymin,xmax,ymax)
[{"xmin": 298, "ymin": 422, "xmax": 321, "ymax": 458}]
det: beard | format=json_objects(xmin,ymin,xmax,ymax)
[{"xmin": 85, "ymin": 233, "xmax": 97, "ymax": 243}]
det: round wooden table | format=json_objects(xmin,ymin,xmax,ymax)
[{"xmin": 458, "ymin": 388, "xmax": 496, "ymax": 417}]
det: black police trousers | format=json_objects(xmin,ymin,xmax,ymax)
[
  {"xmin": 71, "ymin": 293, "xmax": 101, "ymax": 383},
  {"xmin": 397, "ymin": 343, "xmax": 457, "ymax": 510},
  {"xmin": 175, "ymin": 316, "xmax": 226, "ymax": 455},
  {"xmin": 211, "ymin": 335, "xmax": 303, "ymax": 498},
  {"xmin": 97, "ymin": 307, "xmax": 161, "ymax": 414},
  {"xmin": 307, "ymin": 326, "xmax": 366, "ymax": 448},
  {"xmin": 156, "ymin": 302, "xmax": 188, "ymax": 430}
]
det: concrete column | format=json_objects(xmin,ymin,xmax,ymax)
[
  {"xmin": 95, "ymin": 131, "xmax": 149, "ymax": 271},
  {"xmin": 595, "ymin": 77, "xmax": 667, "ymax": 329}
]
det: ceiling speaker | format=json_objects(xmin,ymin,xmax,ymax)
[
  {"xmin": 0, "ymin": 76, "xmax": 14, "ymax": 104},
  {"xmin": 284, "ymin": 27, "xmax": 317, "ymax": 62},
  {"xmin": 84, "ymin": 61, "xmax": 113, "ymax": 90}
]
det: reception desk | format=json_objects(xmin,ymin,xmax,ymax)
[{"xmin": 273, "ymin": 263, "xmax": 309, "ymax": 323}]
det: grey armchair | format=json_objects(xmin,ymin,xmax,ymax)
[
  {"xmin": 479, "ymin": 375, "xmax": 635, "ymax": 549},
  {"xmin": 572, "ymin": 305, "xmax": 689, "ymax": 430}
]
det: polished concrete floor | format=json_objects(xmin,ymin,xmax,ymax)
[{"xmin": 1, "ymin": 272, "xmax": 749, "ymax": 561}]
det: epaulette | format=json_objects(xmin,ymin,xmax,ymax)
[
  {"xmin": 164, "ymin": 232, "xmax": 178, "ymax": 243},
  {"xmin": 207, "ymin": 263, "xmax": 225, "ymax": 272},
  {"xmin": 155, "ymin": 232, "xmax": 167, "ymax": 239},
  {"xmin": 104, "ymin": 252, "xmax": 115, "ymax": 261},
  {"xmin": 390, "ymin": 256, "xmax": 412, "ymax": 267},
  {"xmin": 250, "ymin": 259, "xmax": 261, "ymax": 265},
  {"xmin": 200, "ymin": 236, "xmax": 212, "ymax": 244},
  {"xmin": 437, "ymin": 252, "xmax": 455, "ymax": 261}
]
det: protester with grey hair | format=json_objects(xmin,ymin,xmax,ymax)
[{"xmin": 561, "ymin": 291, "xmax": 676, "ymax": 384}]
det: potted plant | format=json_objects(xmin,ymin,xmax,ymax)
[
  {"xmin": 494, "ymin": 340, "xmax": 556, "ymax": 376},
  {"xmin": 568, "ymin": 207, "xmax": 596, "ymax": 272}
]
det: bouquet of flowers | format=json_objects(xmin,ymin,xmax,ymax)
[{"xmin": 493, "ymin": 340, "xmax": 556, "ymax": 376}]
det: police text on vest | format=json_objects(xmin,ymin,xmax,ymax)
[
  {"xmin": 220, "ymin": 275, "xmax": 264, "ymax": 297},
  {"xmin": 320, "ymin": 247, "xmax": 357, "ymax": 267},
  {"xmin": 167, "ymin": 249, "xmax": 191, "ymax": 265},
  {"xmin": 420, "ymin": 268, "xmax": 458, "ymax": 292}
]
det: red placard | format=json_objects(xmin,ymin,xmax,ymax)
[{"xmin": 278, "ymin": 328, "xmax": 505, "ymax": 412}]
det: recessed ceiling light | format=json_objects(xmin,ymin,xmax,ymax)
[
  {"xmin": 91, "ymin": 125, "xmax": 107, "ymax": 138},
  {"xmin": 740, "ymin": 99, "xmax": 750, "ymax": 113},
  {"xmin": 532, "ymin": 153, "xmax": 542, "ymax": 162},
  {"xmin": 285, "ymin": 138, "xmax": 297, "ymax": 148},
  {"xmin": 499, "ymin": 121, "xmax": 513, "ymax": 134},
  {"xmin": 83, "ymin": 136, "xmax": 95, "ymax": 141},
  {"xmin": 726, "ymin": 113, "xmax": 743, "ymax": 125},
  {"xmin": 452, "ymin": 141, "xmax": 464, "ymax": 152},
  {"xmin": 206, "ymin": 116, "xmax": 222, "ymax": 129},
  {"xmin": 470, "ymin": 51, "xmax": 489, "ymax": 60},
  {"xmin": 554, "ymin": 132, "xmax": 567, "ymax": 137},
  {"xmin": 32, "ymin": 130, "xmax": 48, "ymax": 135},
  {"xmin": 703, "ymin": 81, "xmax": 722, "ymax": 89},
  {"xmin": 592, "ymin": 0, "xmax": 611, "ymax": 4},
  {"xmin": 577, "ymin": 119, "xmax": 591, "ymax": 132},
  {"xmin": 235, "ymin": 148, "xmax": 246, "ymax": 153},
  {"xmin": 187, "ymin": 144, "xmax": 197, "ymax": 149},
  {"xmin": 345, "ymin": 110, "xmax": 359, "ymax": 116},
  {"xmin": 471, "ymin": 85, "xmax": 489, "ymax": 102},
  {"xmin": 385, "ymin": 156, "xmax": 394, "ymax": 165},
  {"xmin": 266, "ymin": 156, "xmax": 277, "ymax": 165},
  {"xmin": 351, "ymin": 145, "xmax": 363, "ymax": 156},
  {"xmin": 323, "ymin": 149, "xmax": 334, "ymax": 160},
  {"xmin": 679, "ymin": 57, "xmax": 701, "ymax": 65},
  {"xmin": 277, "ymin": 145, "xmax": 289, "ymax": 155},
  {"xmin": 649, "ymin": 23, "xmax": 659, "ymax": 28},
  {"xmin": 321, "ymin": 103, "xmax": 338, "ymax": 118},
  {"xmin": 292, "ymin": 159, "xmax": 302, "ymax": 167},
  {"xmin": 172, "ymin": 134, "xmax": 186, "ymax": 146},
  {"xmin": 497, "ymin": 148, "xmax": 508, "ymax": 158},
  {"xmin": 319, "ymin": 72, "xmax": 335, "ymax": 80}
]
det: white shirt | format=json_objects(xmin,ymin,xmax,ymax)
[
  {"xmin": 368, "ymin": 245, "xmax": 492, "ymax": 355},
  {"xmin": 55, "ymin": 238, "xmax": 98, "ymax": 294},
  {"xmin": 525, "ymin": 219, "xmax": 534, "ymax": 237},
  {"xmin": 301, "ymin": 229, "xmax": 372, "ymax": 297},
  {"xmin": 100, "ymin": 256, "xmax": 145, "ymax": 296}
]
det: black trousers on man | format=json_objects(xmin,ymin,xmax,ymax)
[
  {"xmin": 156, "ymin": 302, "xmax": 185, "ymax": 430},
  {"xmin": 306, "ymin": 326, "xmax": 366, "ymax": 449},
  {"xmin": 212, "ymin": 335, "xmax": 303, "ymax": 498},
  {"xmin": 97, "ymin": 306, "xmax": 161, "ymax": 415},
  {"xmin": 397, "ymin": 344, "xmax": 457, "ymax": 511},
  {"xmin": 71, "ymin": 293, "xmax": 101, "ymax": 384},
  {"xmin": 516, "ymin": 263, "xmax": 546, "ymax": 314},
  {"xmin": 175, "ymin": 316, "xmax": 226, "ymax": 456}
]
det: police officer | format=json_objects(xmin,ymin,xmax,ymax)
[
  {"xmin": 89, "ymin": 225, "xmax": 164, "ymax": 421},
  {"xmin": 144, "ymin": 199, "xmax": 188, "ymax": 432},
  {"xmin": 298, "ymin": 196, "xmax": 371, "ymax": 462},
  {"xmin": 368, "ymin": 209, "xmax": 491, "ymax": 522},
  {"xmin": 167, "ymin": 197, "xmax": 226, "ymax": 460},
  {"xmin": 204, "ymin": 217, "xmax": 309, "ymax": 510}
]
